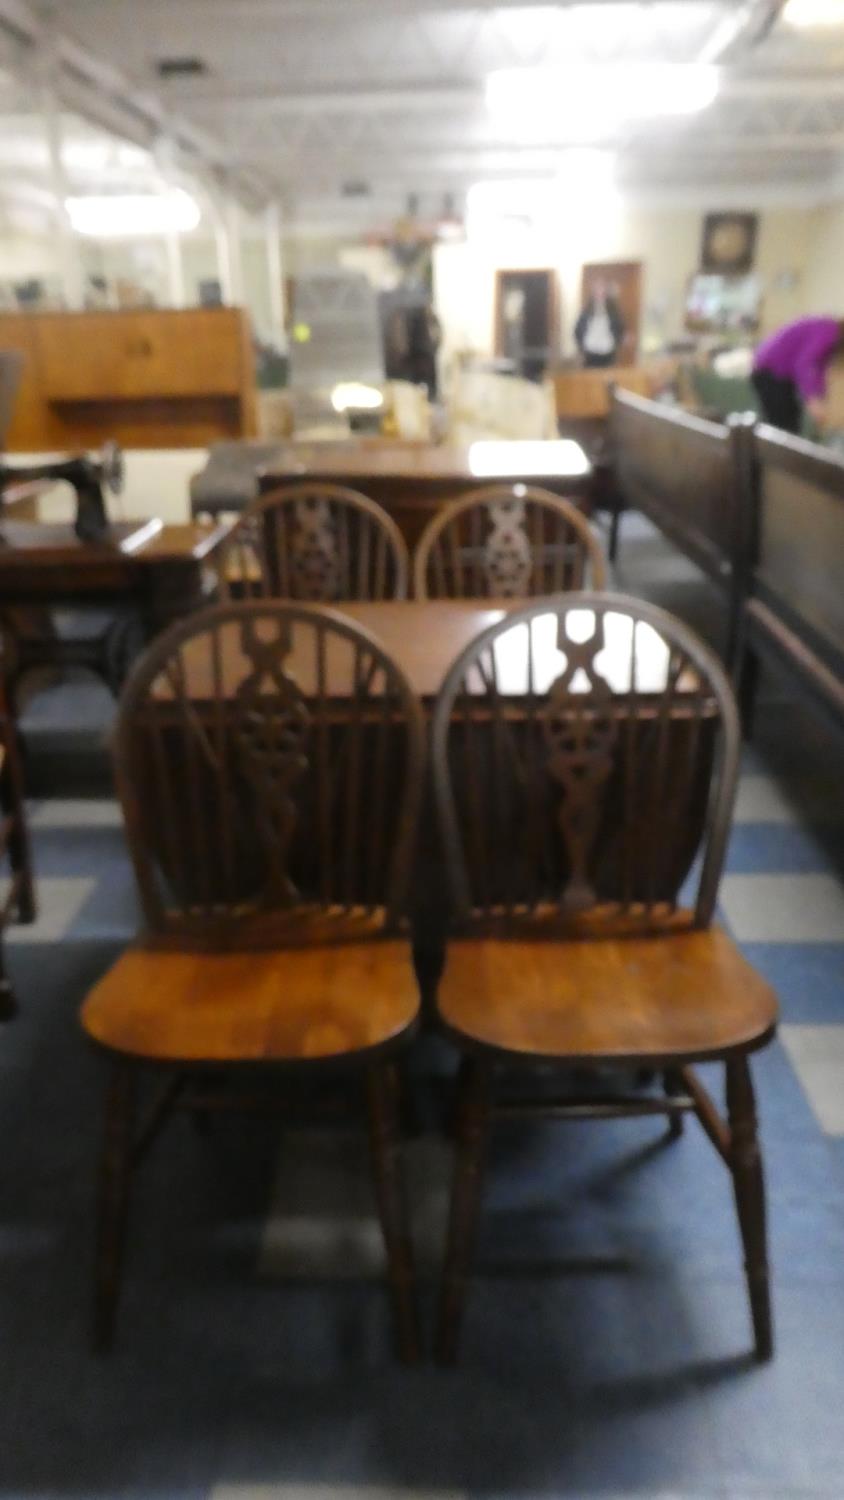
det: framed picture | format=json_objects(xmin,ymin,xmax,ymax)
[
  {"xmin": 701, "ymin": 212, "xmax": 758, "ymax": 275},
  {"xmin": 685, "ymin": 272, "xmax": 762, "ymax": 334}
]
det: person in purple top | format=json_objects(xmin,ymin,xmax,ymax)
[{"xmin": 752, "ymin": 316, "xmax": 843, "ymax": 435}]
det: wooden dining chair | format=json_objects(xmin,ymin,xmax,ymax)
[
  {"xmin": 430, "ymin": 591, "xmax": 778, "ymax": 1364},
  {"xmin": 220, "ymin": 482, "xmax": 409, "ymax": 602},
  {"xmin": 413, "ymin": 484, "xmax": 606, "ymax": 600},
  {"xmin": 80, "ymin": 600, "xmax": 425, "ymax": 1360}
]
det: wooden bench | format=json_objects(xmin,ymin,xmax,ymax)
[
  {"xmin": 611, "ymin": 389, "xmax": 753, "ymax": 664},
  {"xmin": 738, "ymin": 426, "xmax": 844, "ymax": 733}
]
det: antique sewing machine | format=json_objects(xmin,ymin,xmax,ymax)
[
  {"xmin": 0, "ymin": 351, "xmax": 123, "ymax": 544},
  {"xmin": 0, "ymin": 353, "xmax": 228, "ymax": 700},
  {"xmin": 0, "ymin": 440, "xmax": 124, "ymax": 544}
]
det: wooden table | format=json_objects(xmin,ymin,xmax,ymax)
[
  {"xmin": 0, "ymin": 515, "xmax": 232, "ymax": 695},
  {"xmin": 174, "ymin": 599, "xmax": 692, "ymax": 704},
  {"xmin": 194, "ymin": 437, "xmax": 593, "ymax": 550}
]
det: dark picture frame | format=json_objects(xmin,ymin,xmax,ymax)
[{"xmin": 701, "ymin": 212, "xmax": 758, "ymax": 275}]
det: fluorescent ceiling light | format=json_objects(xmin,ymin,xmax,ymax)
[
  {"xmin": 782, "ymin": 0, "xmax": 844, "ymax": 23},
  {"xmin": 486, "ymin": 63, "xmax": 719, "ymax": 138},
  {"xmin": 65, "ymin": 187, "xmax": 200, "ymax": 237}
]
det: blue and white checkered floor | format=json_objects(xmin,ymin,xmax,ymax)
[{"xmin": 3, "ymin": 517, "xmax": 844, "ymax": 1499}]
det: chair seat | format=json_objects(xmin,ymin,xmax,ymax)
[
  {"xmin": 436, "ymin": 927, "xmax": 778, "ymax": 1064},
  {"xmin": 81, "ymin": 941, "xmax": 419, "ymax": 1064}
]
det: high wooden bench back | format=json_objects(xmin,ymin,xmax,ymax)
[
  {"xmin": 739, "ymin": 426, "xmax": 844, "ymax": 732},
  {"xmin": 611, "ymin": 388, "xmax": 755, "ymax": 663}
]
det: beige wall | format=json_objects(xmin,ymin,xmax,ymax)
[
  {"xmin": 0, "ymin": 200, "xmax": 829, "ymax": 347},
  {"xmin": 434, "ymin": 203, "xmax": 813, "ymax": 363},
  {"xmin": 803, "ymin": 201, "xmax": 844, "ymax": 314},
  {"xmin": 0, "ymin": 227, "xmax": 279, "ymax": 337}
]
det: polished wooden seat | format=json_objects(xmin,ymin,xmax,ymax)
[
  {"xmin": 83, "ymin": 942, "xmax": 419, "ymax": 1064},
  {"xmin": 80, "ymin": 600, "xmax": 425, "ymax": 1361},
  {"xmin": 220, "ymin": 481, "xmax": 409, "ymax": 601},
  {"xmin": 413, "ymin": 483, "xmax": 606, "ymax": 600},
  {"xmin": 436, "ymin": 927, "xmax": 776, "ymax": 1064},
  {"xmin": 430, "ymin": 593, "xmax": 779, "ymax": 1366}
]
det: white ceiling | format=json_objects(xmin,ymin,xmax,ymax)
[{"xmin": 1, "ymin": 0, "xmax": 844, "ymax": 232}]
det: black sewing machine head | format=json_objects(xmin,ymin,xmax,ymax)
[{"xmin": 0, "ymin": 441, "xmax": 124, "ymax": 544}]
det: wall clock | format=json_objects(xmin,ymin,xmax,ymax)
[{"xmin": 701, "ymin": 212, "xmax": 758, "ymax": 275}]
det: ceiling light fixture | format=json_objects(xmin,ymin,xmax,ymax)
[
  {"xmin": 486, "ymin": 63, "xmax": 719, "ymax": 138},
  {"xmin": 782, "ymin": 0, "xmax": 844, "ymax": 24},
  {"xmin": 65, "ymin": 187, "xmax": 201, "ymax": 237}
]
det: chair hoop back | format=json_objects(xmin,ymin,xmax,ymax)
[
  {"xmin": 431, "ymin": 591, "xmax": 739, "ymax": 935},
  {"xmin": 114, "ymin": 600, "xmax": 425, "ymax": 947},
  {"xmin": 413, "ymin": 484, "xmax": 606, "ymax": 600},
  {"xmin": 220, "ymin": 482, "xmax": 409, "ymax": 602}
]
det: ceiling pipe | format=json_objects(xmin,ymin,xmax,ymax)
[
  {"xmin": 699, "ymin": 0, "xmax": 788, "ymax": 61},
  {"xmin": 0, "ymin": 0, "xmax": 271, "ymax": 207}
]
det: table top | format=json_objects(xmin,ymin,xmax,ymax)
[
  {"xmin": 0, "ymin": 517, "xmax": 231, "ymax": 567},
  {"xmin": 261, "ymin": 438, "xmax": 592, "ymax": 486},
  {"xmin": 174, "ymin": 599, "xmax": 694, "ymax": 703}
]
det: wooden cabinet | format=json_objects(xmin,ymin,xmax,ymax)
[
  {"xmin": 0, "ymin": 317, "xmax": 51, "ymax": 450},
  {"xmin": 0, "ymin": 307, "xmax": 257, "ymax": 451}
]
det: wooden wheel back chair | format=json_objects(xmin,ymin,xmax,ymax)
[
  {"xmin": 430, "ymin": 591, "xmax": 778, "ymax": 1364},
  {"xmin": 80, "ymin": 600, "xmax": 425, "ymax": 1360},
  {"xmin": 220, "ymin": 482, "xmax": 409, "ymax": 602},
  {"xmin": 413, "ymin": 484, "xmax": 606, "ymax": 601}
]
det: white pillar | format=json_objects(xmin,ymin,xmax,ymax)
[
  {"xmin": 152, "ymin": 139, "xmax": 186, "ymax": 308},
  {"xmin": 264, "ymin": 200, "xmax": 286, "ymax": 345},
  {"xmin": 41, "ymin": 65, "xmax": 85, "ymax": 309},
  {"xmin": 164, "ymin": 229, "xmax": 185, "ymax": 308},
  {"xmin": 211, "ymin": 205, "xmax": 233, "ymax": 304},
  {"xmin": 225, "ymin": 193, "xmax": 244, "ymax": 306}
]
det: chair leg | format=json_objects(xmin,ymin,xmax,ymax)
[
  {"xmin": 0, "ymin": 936, "xmax": 16, "ymax": 1020},
  {"xmin": 726, "ymin": 1056, "xmax": 773, "ymax": 1361},
  {"xmin": 664, "ymin": 1068, "xmax": 685, "ymax": 1139},
  {"xmin": 366, "ymin": 1060, "xmax": 420, "ymax": 1365},
  {"xmin": 436, "ymin": 1057, "xmax": 492, "ymax": 1365},
  {"xmin": 737, "ymin": 644, "xmax": 760, "ymax": 740},
  {"xmin": 92, "ymin": 1060, "xmax": 136, "ymax": 1354},
  {"xmin": 608, "ymin": 504, "xmax": 622, "ymax": 564}
]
